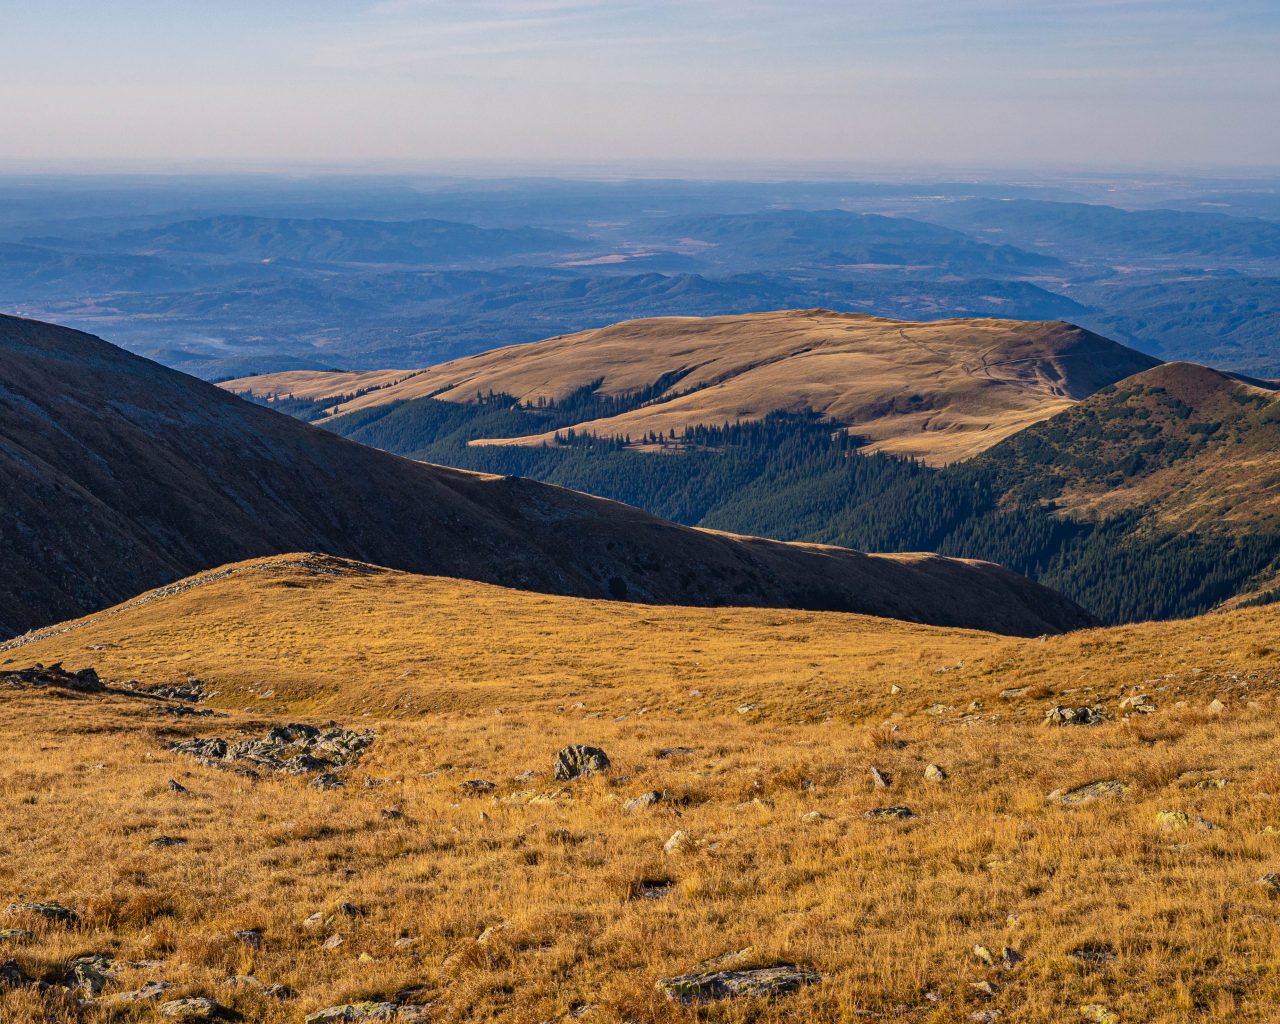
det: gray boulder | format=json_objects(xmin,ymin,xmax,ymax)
[{"xmin": 554, "ymin": 745, "xmax": 611, "ymax": 781}]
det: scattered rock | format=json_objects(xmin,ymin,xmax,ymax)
[
  {"xmin": 65, "ymin": 953, "xmax": 117, "ymax": 994},
  {"xmin": 656, "ymin": 747, "xmax": 697, "ymax": 759},
  {"xmin": 801, "ymin": 810, "xmax": 830, "ymax": 822},
  {"xmin": 227, "ymin": 975, "xmax": 295, "ymax": 999},
  {"xmin": 158, "ymin": 997, "xmax": 229, "ymax": 1021},
  {"xmin": 1258, "ymin": 873, "xmax": 1280, "ymax": 894},
  {"xmin": 656, "ymin": 964, "xmax": 820, "ymax": 1004},
  {"xmin": 0, "ymin": 663, "xmax": 104, "ymax": 693},
  {"xmin": 553, "ymin": 745, "xmax": 611, "ymax": 781},
  {"xmin": 234, "ymin": 929, "xmax": 264, "ymax": 948},
  {"xmin": 150, "ymin": 835, "xmax": 188, "ymax": 848},
  {"xmin": 924, "ymin": 763, "xmax": 948, "ymax": 783},
  {"xmin": 380, "ymin": 808, "xmax": 403, "ymax": 820},
  {"xmin": 1184, "ymin": 776, "xmax": 1230, "ymax": 790},
  {"xmin": 458, "ymin": 780, "xmax": 496, "ymax": 794},
  {"xmin": 322, "ymin": 933, "xmax": 345, "ymax": 949},
  {"xmin": 1208, "ymin": 698, "xmax": 1227, "ymax": 714},
  {"xmin": 103, "ymin": 980, "xmax": 174, "ymax": 1005},
  {"xmin": 865, "ymin": 805, "xmax": 914, "ymax": 820},
  {"xmin": 1079, "ymin": 1005, "xmax": 1120, "ymax": 1024},
  {"xmin": 636, "ymin": 879, "xmax": 674, "ymax": 900},
  {"xmin": 0, "ymin": 930, "xmax": 33, "ymax": 944},
  {"xmin": 973, "ymin": 944, "xmax": 995, "ymax": 967},
  {"xmin": 870, "ymin": 767, "xmax": 892, "ymax": 789},
  {"xmin": 664, "ymin": 830, "xmax": 698, "ymax": 855},
  {"xmin": 1156, "ymin": 810, "xmax": 1217, "ymax": 832},
  {"xmin": 304, "ymin": 1003, "xmax": 431, "ymax": 1023},
  {"xmin": 1002, "ymin": 946, "xmax": 1023, "ymax": 968},
  {"xmin": 890, "ymin": 684, "xmax": 902, "ymax": 695},
  {"xmin": 1000, "ymin": 686, "xmax": 1028, "ymax": 699},
  {"xmin": 1045, "ymin": 705, "xmax": 1105, "ymax": 726},
  {"xmin": 971, "ymin": 980, "xmax": 999, "ymax": 997},
  {"xmin": 167, "ymin": 723, "xmax": 374, "ymax": 784},
  {"xmin": 1048, "ymin": 781, "xmax": 1129, "ymax": 805},
  {"xmin": 7, "ymin": 900, "xmax": 77, "ymax": 923},
  {"xmin": 148, "ymin": 679, "xmax": 207, "ymax": 702},
  {"xmin": 623, "ymin": 790, "xmax": 666, "ymax": 813},
  {"xmin": 1069, "ymin": 943, "xmax": 1116, "ymax": 965},
  {"xmin": 0, "ymin": 959, "xmax": 29, "ymax": 988},
  {"xmin": 736, "ymin": 703, "xmax": 761, "ymax": 714},
  {"xmin": 167, "ymin": 779, "xmax": 188, "ymax": 793},
  {"xmin": 1120, "ymin": 695, "xmax": 1156, "ymax": 714}
]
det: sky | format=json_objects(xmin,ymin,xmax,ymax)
[{"xmin": 4, "ymin": 0, "xmax": 1279, "ymax": 173}]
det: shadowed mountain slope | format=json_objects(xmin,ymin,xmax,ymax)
[{"xmin": 0, "ymin": 315, "xmax": 1093, "ymax": 639}]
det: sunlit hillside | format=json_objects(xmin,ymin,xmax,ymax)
[
  {"xmin": 226, "ymin": 311, "xmax": 1158, "ymax": 465},
  {"xmin": 4, "ymin": 554, "xmax": 1280, "ymax": 1022}
]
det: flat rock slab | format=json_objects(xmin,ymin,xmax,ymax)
[
  {"xmin": 1049, "ymin": 780, "xmax": 1130, "ymax": 805},
  {"xmin": 305, "ymin": 1003, "xmax": 431, "ymax": 1023},
  {"xmin": 657, "ymin": 965, "xmax": 821, "ymax": 1004}
]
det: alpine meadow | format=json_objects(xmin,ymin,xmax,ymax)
[{"xmin": 3, "ymin": 2, "xmax": 1280, "ymax": 1023}]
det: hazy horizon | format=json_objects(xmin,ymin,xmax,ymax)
[{"xmin": 7, "ymin": 1, "xmax": 1279, "ymax": 173}]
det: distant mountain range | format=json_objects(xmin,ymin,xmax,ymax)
[
  {"xmin": 0, "ymin": 313, "xmax": 1093, "ymax": 639},
  {"xmin": 35, "ymin": 215, "xmax": 581, "ymax": 266},
  {"xmin": 918, "ymin": 199, "xmax": 1280, "ymax": 262},
  {"xmin": 644, "ymin": 209, "xmax": 1062, "ymax": 274},
  {"xmin": 6, "ymin": 185, "xmax": 1280, "ymax": 379}
]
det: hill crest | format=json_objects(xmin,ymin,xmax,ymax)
[{"xmin": 226, "ymin": 309, "xmax": 1159, "ymax": 465}]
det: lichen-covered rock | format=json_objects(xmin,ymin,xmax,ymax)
[
  {"xmin": 924, "ymin": 763, "xmax": 948, "ymax": 783},
  {"xmin": 103, "ymin": 980, "xmax": 174, "ymax": 1005},
  {"xmin": 7, "ymin": 900, "xmax": 77, "ymax": 923},
  {"xmin": 304, "ymin": 1003, "xmax": 430, "ymax": 1023},
  {"xmin": 656, "ymin": 964, "xmax": 820, "ymax": 1004},
  {"xmin": 64, "ymin": 953, "xmax": 117, "ymax": 994},
  {"xmin": 1048, "ymin": 781, "xmax": 1129, "ymax": 805},
  {"xmin": 158, "ymin": 997, "xmax": 228, "ymax": 1021},
  {"xmin": 0, "ymin": 959, "xmax": 28, "ymax": 988},
  {"xmin": 865, "ymin": 805, "xmax": 914, "ymax": 820},
  {"xmin": 1080, "ymin": 1004, "xmax": 1120, "ymax": 1024},
  {"xmin": 623, "ymin": 790, "xmax": 665, "ymax": 813},
  {"xmin": 664, "ymin": 830, "xmax": 698, "ymax": 855},
  {"xmin": 553, "ymin": 745, "xmax": 611, "ymax": 781}
]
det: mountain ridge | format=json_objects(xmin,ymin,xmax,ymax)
[
  {"xmin": 227, "ymin": 309, "xmax": 1159, "ymax": 465},
  {"xmin": 0, "ymin": 313, "xmax": 1093, "ymax": 638}
]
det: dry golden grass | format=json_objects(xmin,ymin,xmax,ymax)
[
  {"xmin": 224, "ymin": 311, "xmax": 1156, "ymax": 465},
  {"xmin": 4, "ymin": 555, "xmax": 1280, "ymax": 1022}
]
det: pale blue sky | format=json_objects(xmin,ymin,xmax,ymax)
[{"xmin": 4, "ymin": 1, "xmax": 1278, "ymax": 171}]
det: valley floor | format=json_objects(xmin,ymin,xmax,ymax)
[{"xmin": 4, "ymin": 556, "xmax": 1280, "ymax": 1022}]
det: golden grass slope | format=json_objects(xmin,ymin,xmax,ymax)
[
  {"xmin": 982, "ymin": 361, "xmax": 1280, "ymax": 533},
  {"xmin": 4, "ymin": 555, "xmax": 1280, "ymax": 1023},
  {"xmin": 223, "ymin": 310, "xmax": 1158, "ymax": 465}
]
